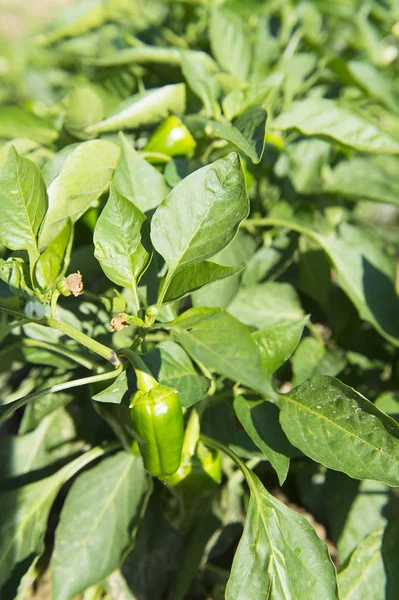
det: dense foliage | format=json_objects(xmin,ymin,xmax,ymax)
[{"xmin": 0, "ymin": 1, "xmax": 399, "ymax": 599}]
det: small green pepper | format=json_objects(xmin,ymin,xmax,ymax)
[
  {"xmin": 144, "ymin": 116, "xmax": 196, "ymax": 157},
  {"xmin": 130, "ymin": 384, "xmax": 184, "ymax": 478}
]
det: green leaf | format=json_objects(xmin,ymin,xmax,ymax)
[
  {"xmin": 234, "ymin": 396, "xmax": 291, "ymax": 484},
  {"xmin": 292, "ymin": 338, "xmax": 346, "ymax": 386},
  {"xmin": 252, "ymin": 316, "xmax": 309, "ymax": 379},
  {"xmin": 86, "ymin": 84, "xmax": 186, "ymax": 134},
  {"xmin": 34, "ymin": 220, "xmax": 73, "ymax": 292},
  {"xmin": 63, "ymin": 86, "xmax": 104, "ymax": 139},
  {"xmin": 164, "ymin": 261, "xmax": 245, "ymax": 303},
  {"xmin": 228, "ymin": 282, "xmax": 304, "ymax": 329},
  {"xmin": 113, "ymin": 133, "xmax": 169, "ymax": 214},
  {"xmin": 94, "ymin": 185, "xmax": 152, "ymax": 290},
  {"xmin": 192, "ymin": 230, "xmax": 255, "ymax": 309},
  {"xmin": 323, "ymin": 156, "xmax": 399, "ymax": 207},
  {"xmin": 275, "ymin": 139, "xmax": 331, "ymax": 194},
  {"xmin": 89, "ymin": 45, "xmax": 181, "ymax": 68},
  {"xmin": 210, "ymin": 7, "xmax": 252, "ymax": 81},
  {"xmin": 0, "ymin": 147, "xmax": 47, "ymax": 260},
  {"xmin": 0, "ymin": 107, "xmax": 57, "ymax": 144},
  {"xmin": 170, "ymin": 307, "xmax": 271, "ymax": 395},
  {"xmin": 39, "ymin": 140, "xmax": 119, "ymax": 248},
  {"xmin": 180, "ymin": 50, "xmax": 221, "ymax": 119},
  {"xmin": 318, "ymin": 224, "xmax": 399, "ymax": 346},
  {"xmin": 151, "ymin": 153, "xmax": 248, "ymax": 280},
  {"xmin": 51, "ymin": 452, "xmax": 148, "ymax": 600},
  {"xmin": 274, "ymin": 98, "xmax": 399, "ymax": 153},
  {"xmin": 338, "ymin": 529, "xmax": 387, "ymax": 600},
  {"xmin": 226, "ymin": 471, "xmax": 338, "ymax": 600},
  {"xmin": 186, "ymin": 106, "xmax": 267, "ymax": 163},
  {"xmin": 278, "ymin": 375, "xmax": 399, "ymax": 486},
  {"xmin": 143, "ymin": 341, "xmax": 210, "ymax": 408},
  {"xmin": 347, "ymin": 60, "xmax": 399, "ymax": 114},
  {"xmin": 325, "ymin": 474, "xmax": 389, "ymax": 562},
  {"xmin": 0, "ymin": 447, "xmax": 106, "ymax": 598}
]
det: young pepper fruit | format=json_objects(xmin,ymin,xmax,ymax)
[
  {"xmin": 120, "ymin": 348, "xmax": 184, "ymax": 478},
  {"xmin": 130, "ymin": 384, "xmax": 184, "ymax": 478},
  {"xmin": 144, "ymin": 115, "xmax": 196, "ymax": 157}
]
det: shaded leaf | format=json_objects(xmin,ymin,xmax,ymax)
[
  {"xmin": 234, "ymin": 395, "xmax": 291, "ymax": 484},
  {"xmin": 51, "ymin": 452, "xmax": 148, "ymax": 600}
]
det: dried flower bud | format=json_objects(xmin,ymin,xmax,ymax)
[
  {"xmin": 109, "ymin": 315, "xmax": 127, "ymax": 332},
  {"xmin": 58, "ymin": 271, "xmax": 84, "ymax": 297}
]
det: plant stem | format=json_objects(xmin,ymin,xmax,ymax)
[
  {"xmin": 0, "ymin": 364, "xmax": 125, "ymax": 424},
  {"xmin": 50, "ymin": 289, "xmax": 60, "ymax": 319},
  {"xmin": 47, "ymin": 316, "xmax": 120, "ymax": 366},
  {"xmin": 241, "ymin": 217, "xmax": 321, "ymax": 246},
  {"xmin": 0, "ymin": 338, "xmax": 98, "ymax": 370},
  {"xmin": 118, "ymin": 347, "xmax": 158, "ymax": 391}
]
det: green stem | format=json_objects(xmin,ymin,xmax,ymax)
[
  {"xmin": 0, "ymin": 301, "xmax": 32, "ymax": 321},
  {"xmin": 47, "ymin": 316, "xmax": 120, "ymax": 366},
  {"xmin": 0, "ymin": 364, "xmax": 125, "ymax": 424},
  {"xmin": 0, "ymin": 338, "xmax": 98, "ymax": 370},
  {"xmin": 201, "ymin": 435, "xmax": 258, "ymax": 496},
  {"xmin": 140, "ymin": 151, "xmax": 172, "ymax": 163},
  {"xmin": 118, "ymin": 348, "xmax": 158, "ymax": 391},
  {"xmin": 241, "ymin": 217, "xmax": 321, "ymax": 246},
  {"xmin": 50, "ymin": 289, "xmax": 60, "ymax": 319}
]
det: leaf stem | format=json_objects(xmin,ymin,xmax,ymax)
[
  {"xmin": 118, "ymin": 347, "xmax": 158, "ymax": 391},
  {"xmin": 47, "ymin": 316, "xmax": 120, "ymax": 366},
  {"xmin": 241, "ymin": 217, "xmax": 322, "ymax": 246},
  {"xmin": 50, "ymin": 289, "xmax": 60, "ymax": 319}
]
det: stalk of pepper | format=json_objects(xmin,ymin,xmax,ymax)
[{"xmin": 119, "ymin": 348, "xmax": 184, "ymax": 478}]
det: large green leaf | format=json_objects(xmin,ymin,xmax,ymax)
[
  {"xmin": 0, "ymin": 147, "xmax": 47, "ymax": 260},
  {"xmin": 164, "ymin": 261, "xmax": 245, "ymax": 303},
  {"xmin": 278, "ymin": 376, "xmax": 399, "ymax": 486},
  {"xmin": 170, "ymin": 307, "xmax": 271, "ymax": 395},
  {"xmin": 143, "ymin": 341, "xmax": 210, "ymax": 408},
  {"xmin": 323, "ymin": 156, "xmax": 399, "ymax": 207},
  {"xmin": 209, "ymin": 7, "xmax": 252, "ymax": 81},
  {"xmin": 234, "ymin": 395, "xmax": 291, "ymax": 484},
  {"xmin": 51, "ymin": 452, "xmax": 148, "ymax": 600},
  {"xmin": 94, "ymin": 185, "xmax": 152, "ymax": 291},
  {"xmin": 39, "ymin": 140, "xmax": 119, "ymax": 248},
  {"xmin": 252, "ymin": 316, "xmax": 309, "ymax": 379},
  {"xmin": 113, "ymin": 133, "xmax": 169, "ymax": 214},
  {"xmin": 86, "ymin": 84, "xmax": 186, "ymax": 134},
  {"xmin": 274, "ymin": 98, "xmax": 399, "ymax": 153},
  {"xmin": 228, "ymin": 282, "xmax": 304, "ymax": 329},
  {"xmin": 0, "ymin": 447, "xmax": 106, "ymax": 598},
  {"xmin": 151, "ymin": 153, "xmax": 248, "ymax": 281},
  {"xmin": 226, "ymin": 471, "xmax": 338, "ymax": 600},
  {"xmin": 0, "ymin": 107, "xmax": 57, "ymax": 144},
  {"xmin": 89, "ymin": 45, "xmax": 181, "ymax": 68}
]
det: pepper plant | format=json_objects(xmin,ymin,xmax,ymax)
[{"xmin": 0, "ymin": 1, "xmax": 399, "ymax": 599}]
